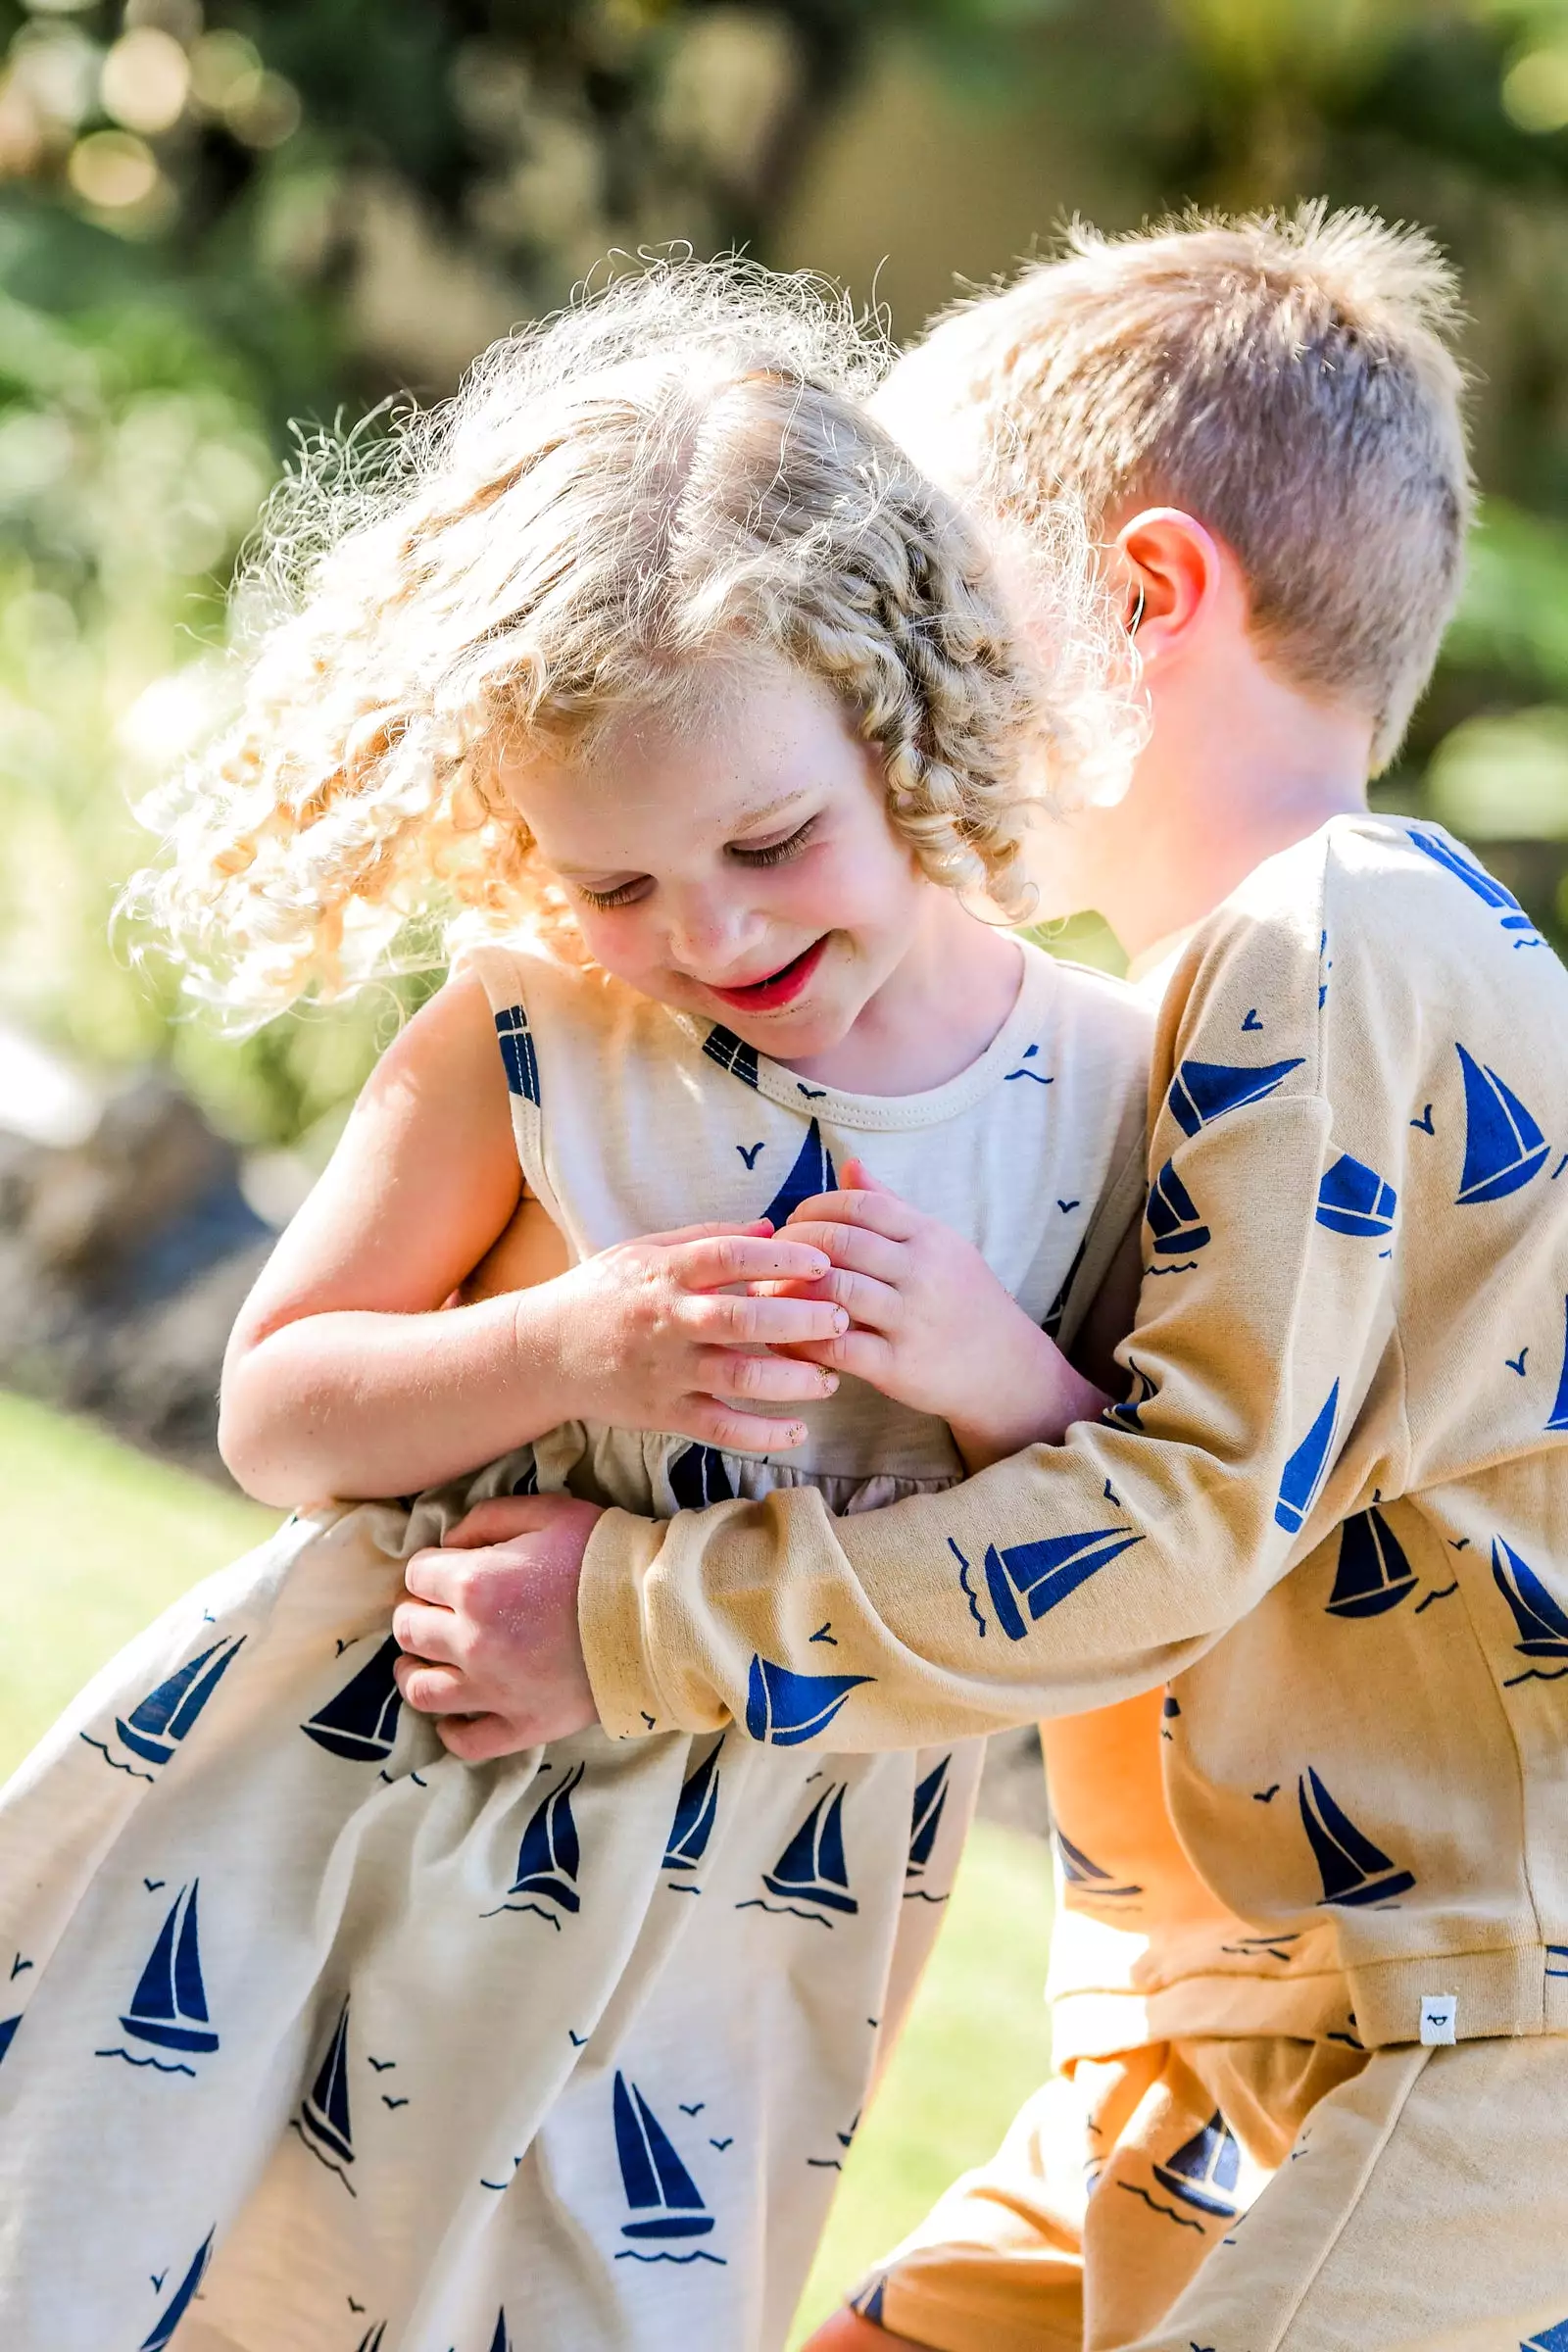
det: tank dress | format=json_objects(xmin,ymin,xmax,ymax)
[{"xmin": 0, "ymin": 935, "xmax": 1150, "ymax": 2352}]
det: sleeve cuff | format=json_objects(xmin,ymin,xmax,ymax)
[{"xmin": 578, "ymin": 1506, "xmax": 671, "ymax": 1739}]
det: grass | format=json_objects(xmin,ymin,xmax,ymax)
[{"xmin": 0, "ymin": 1390, "xmax": 1054, "ymax": 2343}]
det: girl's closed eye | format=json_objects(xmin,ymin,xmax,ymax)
[
  {"xmin": 576, "ymin": 875, "xmax": 652, "ymax": 910},
  {"xmin": 729, "ymin": 814, "xmax": 820, "ymax": 867}
]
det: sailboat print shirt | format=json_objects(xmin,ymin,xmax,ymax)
[{"xmin": 578, "ymin": 817, "xmax": 1568, "ymax": 2054}]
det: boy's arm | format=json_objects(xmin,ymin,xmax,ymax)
[{"xmin": 578, "ymin": 878, "xmax": 1413, "ymax": 1745}]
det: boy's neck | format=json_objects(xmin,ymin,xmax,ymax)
[{"xmin": 1088, "ymin": 657, "xmax": 1375, "ymax": 961}]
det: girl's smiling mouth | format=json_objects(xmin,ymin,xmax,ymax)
[{"xmin": 706, "ymin": 936, "xmax": 830, "ymax": 1013}]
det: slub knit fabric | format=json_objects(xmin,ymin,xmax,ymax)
[{"xmin": 0, "ymin": 936, "xmax": 1150, "ymax": 2352}]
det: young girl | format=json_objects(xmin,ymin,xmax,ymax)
[{"xmin": 0, "ymin": 264, "xmax": 1150, "ymax": 2352}]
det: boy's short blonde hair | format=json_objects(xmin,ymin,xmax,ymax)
[
  {"xmin": 876, "ymin": 203, "xmax": 1472, "ymax": 770},
  {"xmin": 130, "ymin": 260, "xmax": 1136, "ymax": 1018}
]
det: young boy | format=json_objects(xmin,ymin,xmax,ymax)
[{"xmin": 396, "ymin": 209, "xmax": 1568, "ymax": 2345}]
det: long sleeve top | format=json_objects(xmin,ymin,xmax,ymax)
[{"xmin": 579, "ymin": 817, "xmax": 1568, "ymax": 2049}]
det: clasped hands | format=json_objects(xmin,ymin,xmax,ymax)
[{"xmin": 392, "ymin": 1157, "xmax": 1072, "ymax": 1758}]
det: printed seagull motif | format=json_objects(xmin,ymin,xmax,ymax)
[
  {"xmin": 760, "ymin": 1119, "xmax": 835, "ymax": 1226},
  {"xmin": 668, "ymin": 1445, "xmax": 736, "ymax": 1510},
  {"xmin": 115, "ymin": 1881, "xmax": 218, "ymax": 2058},
  {"xmin": 984, "ymin": 1528, "xmax": 1145, "ymax": 1643},
  {"xmin": 494, "ymin": 1004, "xmax": 540, "ymax": 1104},
  {"xmin": 905, "ymin": 1757, "xmax": 950, "ymax": 1890},
  {"xmin": 498, "ymin": 1761, "xmax": 585, "ymax": 1916},
  {"xmin": 744, "ymin": 1655, "xmax": 871, "ymax": 1745},
  {"xmin": 704, "ymin": 1024, "xmax": 760, "ymax": 1088},
  {"xmin": 757, "ymin": 1785, "xmax": 858, "ymax": 1919},
  {"xmin": 301, "ymin": 1637, "xmax": 403, "ymax": 1763},
  {"xmin": 1326, "ymin": 1509, "xmax": 1417, "ymax": 1618},
  {"xmin": 1275, "ymin": 1382, "xmax": 1340, "ymax": 1536},
  {"xmin": 297, "ymin": 1997, "xmax": 356, "ymax": 2176},
  {"xmin": 1547, "ymin": 1297, "xmax": 1568, "ymax": 1434},
  {"xmin": 138, "ymin": 2230, "xmax": 215, "ymax": 2352},
  {"xmin": 1406, "ymin": 826, "xmax": 1540, "ymax": 941},
  {"xmin": 1151, "ymin": 2114, "xmax": 1241, "ymax": 2219},
  {"xmin": 1492, "ymin": 1537, "xmax": 1568, "ymax": 1658},
  {"xmin": 1055, "ymin": 1832, "xmax": 1142, "ymax": 1899},
  {"xmin": 662, "ymin": 1741, "xmax": 722, "ymax": 1877},
  {"xmin": 612, "ymin": 2073, "xmax": 723, "ymax": 2260},
  {"xmin": 1147, "ymin": 1159, "xmax": 1211, "ymax": 1256},
  {"xmin": 1454, "ymin": 1044, "xmax": 1548, "ymax": 1204},
  {"xmin": 109, "ymin": 1637, "xmax": 246, "ymax": 1770},
  {"xmin": 1315, "ymin": 1153, "xmax": 1397, "ymax": 1239},
  {"xmin": 1298, "ymin": 1769, "xmax": 1415, "ymax": 1906},
  {"xmin": 1167, "ymin": 1056, "xmax": 1303, "ymax": 1137}
]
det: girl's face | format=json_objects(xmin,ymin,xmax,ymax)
[{"xmin": 500, "ymin": 659, "xmax": 947, "ymax": 1065}]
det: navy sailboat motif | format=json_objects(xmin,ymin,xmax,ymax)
[
  {"xmin": 1298, "ymin": 1769, "xmax": 1415, "ymax": 1905},
  {"xmin": 1152, "ymin": 2113, "xmax": 1240, "ymax": 2219},
  {"xmin": 1326, "ymin": 1509, "xmax": 1416, "ymax": 1618},
  {"xmin": 1275, "ymin": 1381, "xmax": 1340, "ymax": 1535},
  {"xmin": 1168, "ymin": 1056, "xmax": 1303, "ymax": 1137},
  {"xmin": 752, "ymin": 1784, "xmax": 858, "ymax": 1920},
  {"xmin": 1454, "ymin": 1044, "xmax": 1548, "ymax": 1204},
  {"xmin": 494, "ymin": 1003, "xmax": 540, "ymax": 1103},
  {"xmin": 1492, "ymin": 1538, "xmax": 1568, "ymax": 1658},
  {"xmin": 139, "ymin": 2229, "xmax": 215, "ymax": 2352},
  {"xmin": 662, "ymin": 1742, "xmax": 722, "ymax": 1879},
  {"xmin": 295, "ymin": 1996, "xmax": 356, "ymax": 2180},
  {"xmin": 0, "ymin": 2014, "xmax": 19, "ymax": 2065},
  {"xmin": 109, "ymin": 1882, "xmax": 218, "ymax": 2065},
  {"xmin": 612, "ymin": 2073, "xmax": 723, "ymax": 2260},
  {"xmin": 905, "ymin": 1757, "xmax": 951, "ymax": 1892},
  {"xmin": 493, "ymin": 1761, "xmax": 585, "ymax": 1919},
  {"xmin": 1547, "ymin": 1296, "xmax": 1568, "ymax": 1435},
  {"xmin": 102, "ymin": 1636, "xmax": 246, "ymax": 1773},
  {"xmin": 1407, "ymin": 826, "xmax": 1540, "ymax": 941},
  {"xmin": 704, "ymin": 1024, "xmax": 760, "ymax": 1088},
  {"xmin": 745, "ymin": 1654, "xmax": 871, "ymax": 1745},
  {"xmin": 1147, "ymin": 1159, "xmax": 1210, "ymax": 1256},
  {"xmin": 301, "ymin": 1636, "xmax": 403, "ymax": 1763},
  {"xmin": 1108, "ymin": 1360, "xmax": 1157, "ymax": 1433},
  {"xmin": 1315, "ymin": 1153, "xmax": 1397, "ymax": 1239},
  {"xmin": 851, "ymin": 2279, "xmax": 887, "ymax": 2325},
  {"xmin": 984, "ymin": 1527, "xmax": 1144, "ymax": 1642},
  {"xmin": 1523, "ymin": 2321, "xmax": 1568, "ymax": 2352},
  {"xmin": 485, "ymin": 2315, "xmax": 512, "ymax": 2352},
  {"xmin": 1056, "ymin": 1832, "xmax": 1142, "ymax": 1900},
  {"xmin": 354, "ymin": 2329, "xmax": 386, "ymax": 2352},
  {"xmin": 668, "ymin": 1444, "xmax": 736, "ymax": 1509},
  {"xmin": 760, "ymin": 1119, "xmax": 835, "ymax": 1226}
]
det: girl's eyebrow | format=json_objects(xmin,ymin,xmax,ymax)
[{"xmin": 730, "ymin": 790, "xmax": 812, "ymax": 834}]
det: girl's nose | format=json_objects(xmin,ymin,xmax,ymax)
[{"xmin": 663, "ymin": 888, "xmax": 760, "ymax": 978}]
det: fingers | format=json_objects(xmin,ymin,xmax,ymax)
[
  {"xmin": 670, "ymin": 1233, "xmax": 832, "ymax": 1292},
  {"xmin": 766, "ymin": 1221, "xmax": 906, "ymax": 1291},
  {"xmin": 784, "ymin": 1188, "xmax": 920, "ymax": 1243},
  {"xmin": 442, "ymin": 1493, "xmax": 585, "ymax": 1549},
  {"xmin": 393, "ymin": 1652, "xmax": 472, "ymax": 1714},
  {"xmin": 693, "ymin": 1346, "xmax": 837, "ymax": 1404},
  {"xmin": 392, "ymin": 1595, "xmax": 463, "ymax": 1663},
  {"xmin": 682, "ymin": 1288, "xmax": 849, "ymax": 1348},
  {"xmin": 773, "ymin": 1329, "xmax": 896, "ymax": 1385},
  {"xmin": 435, "ymin": 1711, "xmax": 539, "ymax": 1762},
  {"xmin": 676, "ymin": 1398, "xmax": 808, "ymax": 1453},
  {"xmin": 838, "ymin": 1154, "xmax": 896, "ymax": 1197}
]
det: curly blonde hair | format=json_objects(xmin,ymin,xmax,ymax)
[{"xmin": 126, "ymin": 258, "xmax": 1139, "ymax": 1018}]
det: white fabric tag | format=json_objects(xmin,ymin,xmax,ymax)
[{"xmin": 1419, "ymin": 1992, "xmax": 1457, "ymax": 2044}]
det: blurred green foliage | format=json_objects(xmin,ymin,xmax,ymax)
[{"xmin": 4, "ymin": 0, "xmax": 1568, "ymax": 1145}]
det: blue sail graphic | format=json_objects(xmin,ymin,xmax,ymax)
[
  {"xmin": 0, "ymin": 2014, "xmax": 20, "ymax": 2064},
  {"xmin": 906, "ymin": 1757, "xmax": 950, "ymax": 1882},
  {"xmin": 494, "ymin": 1004, "xmax": 540, "ymax": 1104},
  {"xmin": 1055, "ymin": 1831, "xmax": 1142, "ymax": 1898},
  {"xmin": 663, "ymin": 1742, "xmax": 722, "ymax": 1875},
  {"xmin": 1275, "ymin": 1381, "xmax": 1340, "ymax": 1535},
  {"xmin": 139, "ymin": 2229, "xmax": 215, "ymax": 2351},
  {"xmin": 745, "ymin": 1655, "xmax": 871, "ymax": 1745},
  {"xmin": 1523, "ymin": 2322, "xmax": 1568, "ymax": 2352},
  {"xmin": 1146, "ymin": 1159, "xmax": 1210, "ymax": 1255},
  {"xmin": 1168, "ymin": 1057, "xmax": 1303, "ymax": 1137},
  {"xmin": 1042, "ymin": 1237, "xmax": 1088, "ymax": 1341},
  {"xmin": 851, "ymin": 2279, "xmax": 887, "ymax": 2324},
  {"xmin": 1107, "ymin": 1360, "xmax": 1156, "ymax": 1433},
  {"xmin": 509, "ymin": 1762, "xmax": 585, "ymax": 1910},
  {"xmin": 1315, "ymin": 1153, "xmax": 1397, "ymax": 1239},
  {"xmin": 1492, "ymin": 1538, "xmax": 1568, "ymax": 1657},
  {"xmin": 1454, "ymin": 1044, "xmax": 1548, "ymax": 1204},
  {"xmin": 115, "ymin": 1637, "xmax": 246, "ymax": 1768},
  {"xmin": 122, "ymin": 1882, "xmax": 219, "ymax": 2054},
  {"xmin": 762, "ymin": 1785, "xmax": 858, "ymax": 1916},
  {"xmin": 1326, "ymin": 1508, "xmax": 1416, "ymax": 1618},
  {"xmin": 355, "ymin": 2330, "xmax": 386, "ymax": 2352},
  {"xmin": 486, "ymin": 2314, "xmax": 512, "ymax": 2352},
  {"xmin": 984, "ymin": 1528, "xmax": 1145, "ymax": 1642},
  {"xmin": 301, "ymin": 1636, "xmax": 404, "ymax": 1762},
  {"xmin": 703, "ymin": 1024, "xmax": 760, "ymax": 1088},
  {"xmin": 1298, "ymin": 1769, "xmax": 1415, "ymax": 1906},
  {"xmin": 1548, "ymin": 1297, "xmax": 1568, "ymax": 1435},
  {"xmin": 668, "ymin": 1445, "xmax": 736, "ymax": 1509},
  {"xmin": 1407, "ymin": 827, "xmax": 1537, "ymax": 932},
  {"xmin": 760, "ymin": 1119, "xmax": 835, "ymax": 1226},
  {"xmin": 614, "ymin": 2073, "xmax": 714, "ymax": 2238},
  {"xmin": 300, "ymin": 1996, "xmax": 355, "ymax": 2167},
  {"xmin": 1152, "ymin": 2113, "xmax": 1241, "ymax": 2218}
]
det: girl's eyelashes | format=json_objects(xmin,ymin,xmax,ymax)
[
  {"xmin": 728, "ymin": 815, "xmax": 819, "ymax": 867},
  {"xmin": 576, "ymin": 876, "xmax": 652, "ymax": 909}
]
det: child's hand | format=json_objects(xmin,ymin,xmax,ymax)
[
  {"xmin": 776, "ymin": 1161, "xmax": 1107, "ymax": 1472},
  {"xmin": 393, "ymin": 1494, "xmax": 604, "ymax": 1758},
  {"xmin": 534, "ymin": 1220, "xmax": 849, "ymax": 1452}
]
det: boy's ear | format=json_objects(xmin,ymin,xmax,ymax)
[{"xmin": 1113, "ymin": 508, "xmax": 1227, "ymax": 662}]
